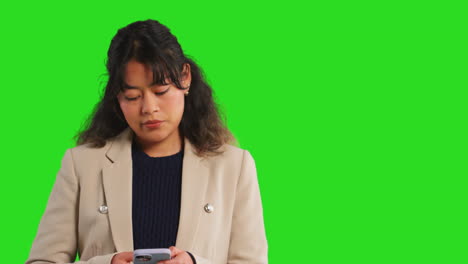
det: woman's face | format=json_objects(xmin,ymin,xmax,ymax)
[{"xmin": 117, "ymin": 59, "xmax": 191, "ymax": 148}]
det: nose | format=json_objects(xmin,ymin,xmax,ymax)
[{"xmin": 141, "ymin": 92, "xmax": 160, "ymax": 115}]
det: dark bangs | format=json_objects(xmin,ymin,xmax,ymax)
[{"xmin": 116, "ymin": 37, "xmax": 187, "ymax": 92}]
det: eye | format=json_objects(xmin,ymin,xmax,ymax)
[
  {"xmin": 155, "ymin": 87, "xmax": 170, "ymax": 95},
  {"xmin": 124, "ymin": 95, "xmax": 141, "ymax": 101},
  {"xmin": 121, "ymin": 89, "xmax": 141, "ymax": 101}
]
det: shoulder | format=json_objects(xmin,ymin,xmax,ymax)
[
  {"xmin": 218, "ymin": 143, "xmax": 246, "ymax": 158},
  {"xmin": 63, "ymin": 137, "xmax": 119, "ymax": 173},
  {"xmin": 199, "ymin": 143, "xmax": 256, "ymax": 170},
  {"xmin": 67, "ymin": 128, "xmax": 131, "ymax": 164},
  {"xmin": 67, "ymin": 141, "xmax": 111, "ymax": 162}
]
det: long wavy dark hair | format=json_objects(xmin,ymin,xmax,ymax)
[{"xmin": 75, "ymin": 19, "xmax": 235, "ymax": 156}]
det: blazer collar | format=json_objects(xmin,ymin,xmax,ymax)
[{"xmin": 102, "ymin": 127, "xmax": 210, "ymax": 252}]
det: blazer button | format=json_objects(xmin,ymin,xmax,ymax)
[
  {"xmin": 99, "ymin": 205, "xmax": 108, "ymax": 214},
  {"xmin": 204, "ymin": 203, "xmax": 214, "ymax": 213}
]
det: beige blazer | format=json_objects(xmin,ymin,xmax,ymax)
[{"xmin": 26, "ymin": 128, "xmax": 268, "ymax": 264}]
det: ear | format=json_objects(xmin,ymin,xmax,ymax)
[{"xmin": 181, "ymin": 63, "xmax": 191, "ymax": 89}]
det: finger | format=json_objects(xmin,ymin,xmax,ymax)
[
  {"xmin": 168, "ymin": 246, "xmax": 176, "ymax": 258},
  {"xmin": 168, "ymin": 246, "xmax": 183, "ymax": 257},
  {"xmin": 123, "ymin": 251, "xmax": 134, "ymax": 261},
  {"xmin": 158, "ymin": 257, "xmax": 179, "ymax": 264},
  {"xmin": 158, "ymin": 252, "xmax": 190, "ymax": 264},
  {"xmin": 157, "ymin": 259, "xmax": 174, "ymax": 264}
]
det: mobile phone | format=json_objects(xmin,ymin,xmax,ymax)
[{"xmin": 134, "ymin": 248, "xmax": 171, "ymax": 264}]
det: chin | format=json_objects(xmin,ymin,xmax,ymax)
[
  {"xmin": 138, "ymin": 132, "xmax": 167, "ymax": 143},
  {"xmin": 138, "ymin": 128, "xmax": 174, "ymax": 142}
]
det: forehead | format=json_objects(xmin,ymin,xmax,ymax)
[
  {"xmin": 124, "ymin": 60, "xmax": 153, "ymax": 84},
  {"xmin": 123, "ymin": 60, "xmax": 171, "ymax": 89}
]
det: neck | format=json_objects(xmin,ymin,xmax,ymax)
[{"xmin": 135, "ymin": 131, "xmax": 183, "ymax": 158}]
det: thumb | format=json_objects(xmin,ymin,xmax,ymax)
[
  {"xmin": 112, "ymin": 251, "xmax": 133, "ymax": 264},
  {"xmin": 121, "ymin": 251, "xmax": 134, "ymax": 262},
  {"xmin": 168, "ymin": 246, "xmax": 183, "ymax": 258}
]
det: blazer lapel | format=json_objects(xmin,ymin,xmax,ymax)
[
  {"xmin": 102, "ymin": 128, "xmax": 134, "ymax": 252},
  {"xmin": 175, "ymin": 138, "xmax": 210, "ymax": 250},
  {"xmin": 101, "ymin": 128, "xmax": 210, "ymax": 252}
]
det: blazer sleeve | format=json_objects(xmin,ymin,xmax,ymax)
[
  {"xmin": 188, "ymin": 253, "xmax": 211, "ymax": 264},
  {"xmin": 227, "ymin": 150, "xmax": 268, "ymax": 264},
  {"xmin": 25, "ymin": 149, "xmax": 117, "ymax": 264}
]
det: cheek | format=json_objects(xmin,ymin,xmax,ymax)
[
  {"xmin": 166, "ymin": 94, "xmax": 185, "ymax": 118},
  {"xmin": 119, "ymin": 101, "xmax": 140, "ymax": 122}
]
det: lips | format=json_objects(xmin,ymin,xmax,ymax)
[
  {"xmin": 143, "ymin": 120, "xmax": 163, "ymax": 125},
  {"xmin": 143, "ymin": 119, "xmax": 164, "ymax": 129}
]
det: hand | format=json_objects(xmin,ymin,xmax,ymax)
[
  {"xmin": 158, "ymin": 246, "xmax": 194, "ymax": 264},
  {"xmin": 111, "ymin": 251, "xmax": 133, "ymax": 264}
]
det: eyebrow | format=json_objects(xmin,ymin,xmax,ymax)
[{"xmin": 123, "ymin": 81, "xmax": 169, "ymax": 89}]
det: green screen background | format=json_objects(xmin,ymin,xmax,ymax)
[{"xmin": 2, "ymin": 1, "xmax": 465, "ymax": 263}]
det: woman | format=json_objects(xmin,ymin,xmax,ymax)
[{"xmin": 26, "ymin": 19, "xmax": 267, "ymax": 264}]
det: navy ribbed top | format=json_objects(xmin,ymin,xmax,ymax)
[{"xmin": 131, "ymin": 140, "xmax": 183, "ymax": 250}]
